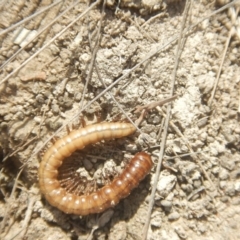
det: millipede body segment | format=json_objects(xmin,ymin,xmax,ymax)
[{"xmin": 38, "ymin": 122, "xmax": 153, "ymax": 215}]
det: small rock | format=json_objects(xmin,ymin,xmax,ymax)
[
  {"xmin": 193, "ymin": 180, "xmax": 202, "ymax": 188},
  {"xmin": 125, "ymin": 143, "xmax": 138, "ymax": 152},
  {"xmin": 65, "ymin": 99, "xmax": 73, "ymax": 109},
  {"xmin": 51, "ymin": 104, "xmax": 60, "ymax": 114},
  {"xmin": 161, "ymin": 200, "xmax": 172, "ymax": 212},
  {"xmin": 225, "ymin": 183, "xmax": 235, "ymax": 196},
  {"xmin": 4, "ymin": 113, "xmax": 13, "ymax": 121},
  {"xmin": 181, "ymin": 184, "xmax": 193, "ymax": 194},
  {"xmin": 174, "ymin": 226, "xmax": 187, "ymax": 239},
  {"xmin": 234, "ymin": 181, "xmax": 240, "ymax": 192},
  {"xmin": 0, "ymin": 122, "xmax": 8, "ymax": 130},
  {"xmin": 219, "ymin": 168, "xmax": 229, "ymax": 180},
  {"xmin": 220, "ymin": 154, "xmax": 235, "ymax": 171},
  {"xmin": 151, "ymin": 212, "xmax": 162, "ymax": 228},
  {"xmin": 66, "ymin": 83, "xmax": 75, "ymax": 95},
  {"xmin": 36, "ymin": 94, "xmax": 45, "ymax": 103},
  {"xmin": 219, "ymin": 181, "xmax": 227, "ymax": 189},
  {"xmin": 198, "ymin": 222, "xmax": 206, "ymax": 233},
  {"xmin": 152, "ymin": 116, "xmax": 161, "ymax": 124},
  {"xmin": 220, "ymin": 196, "xmax": 229, "ymax": 203},
  {"xmin": 50, "ymin": 44, "xmax": 60, "ymax": 55},
  {"xmin": 156, "ymin": 171, "xmax": 177, "ymax": 197},
  {"xmin": 211, "ymin": 166, "xmax": 220, "ymax": 175},
  {"xmin": 230, "ymin": 169, "xmax": 240, "ymax": 179},
  {"xmin": 168, "ymin": 212, "xmax": 180, "ymax": 221},
  {"xmin": 83, "ymin": 159, "xmax": 93, "ymax": 171},
  {"xmin": 74, "ymin": 92, "xmax": 82, "ymax": 101},
  {"xmin": 232, "ymin": 197, "xmax": 240, "ymax": 205}
]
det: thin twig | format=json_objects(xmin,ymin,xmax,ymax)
[
  {"xmin": 134, "ymin": 95, "xmax": 178, "ymax": 113},
  {"xmin": 151, "ymin": 150, "xmax": 209, "ymax": 160},
  {"xmin": 141, "ymin": 12, "xmax": 167, "ymax": 27},
  {"xmin": 6, "ymin": 194, "xmax": 37, "ymax": 240},
  {"xmin": 208, "ymin": 7, "xmax": 239, "ymax": 107},
  {"xmin": 79, "ymin": 0, "xmax": 106, "ymax": 109},
  {"xmin": 0, "ymin": 0, "xmax": 63, "ymax": 36},
  {"xmin": 0, "ymin": 168, "xmax": 24, "ymax": 234},
  {"xmin": 142, "ymin": 0, "xmax": 192, "ymax": 238},
  {"xmin": 0, "ymin": 1, "xmax": 79, "ymax": 70},
  {"xmin": 133, "ymin": 16, "xmax": 156, "ymax": 43},
  {"xmin": 0, "ymin": 0, "xmax": 101, "ymax": 86},
  {"xmin": 3, "ymin": 136, "xmax": 38, "ymax": 162}
]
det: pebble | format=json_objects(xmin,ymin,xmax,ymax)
[
  {"xmin": 219, "ymin": 181, "xmax": 226, "ymax": 189},
  {"xmin": 211, "ymin": 166, "xmax": 220, "ymax": 175},
  {"xmin": 230, "ymin": 169, "xmax": 240, "ymax": 179},
  {"xmin": 225, "ymin": 183, "xmax": 236, "ymax": 196},
  {"xmin": 234, "ymin": 181, "xmax": 240, "ymax": 192},
  {"xmin": 161, "ymin": 200, "xmax": 172, "ymax": 212},
  {"xmin": 125, "ymin": 143, "xmax": 138, "ymax": 152},
  {"xmin": 51, "ymin": 104, "xmax": 60, "ymax": 114},
  {"xmin": 43, "ymin": 90, "xmax": 51, "ymax": 98},
  {"xmin": 46, "ymin": 120, "xmax": 62, "ymax": 131},
  {"xmin": 103, "ymin": 49, "xmax": 113, "ymax": 58},
  {"xmin": 152, "ymin": 115, "xmax": 161, "ymax": 124},
  {"xmin": 80, "ymin": 53, "xmax": 91, "ymax": 63},
  {"xmin": 220, "ymin": 196, "xmax": 229, "ymax": 203},
  {"xmin": 151, "ymin": 213, "xmax": 162, "ymax": 228},
  {"xmin": 220, "ymin": 154, "xmax": 235, "ymax": 171},
  {"xmin": 4, "ymin": 113, "xmax": 13, "ymax": 121},
  {"xmin": 232, "ymin": 196, "xmax": 240, "ymax": 205},
  {"xmin": 181, "ymin": 184, "xmax": 193, "ymax": 194},
  {"xmin": 50, "ymin": 44, "xmax": 60, "ymax": 55},
  {"xmin": 193, "ymin": 180, "xmax": 202, "ymax": 188},
  {"xmin": 83, "ymin": 159, "xmax": 93, "ymax": 171},
  {"xmin": 219, "ymin": 168, "xmax": 229, "ymax": 180},
  {"xmin": 15, "ymin": 111, "xmax": 24, "ymax": 120},
  {"xmin": 61, "ymin": 98, "xmax": 73, "ymax": 109},
  {"xmin": 198, "ymin": 222, "xmax": 206, "ymax": 233},
  {"xmin": 74, "ymin": 92, "xmax": 82, "ymax": 101},
  {"xmin": 168, "ymin": 211, "xmax": 180, "ymax": 221},
  {"xmin": 156, "ymin": 171, "xmax": 177, "ymax": 197},
  {"xmin": 66, "ymin": 83, "xmax": 75, "ymax": 95},
  {"xmin": 36, "ymin": 94, "xmax": 45, "ymax": 103},
  {"xmin": 34, "ymin": 116, "xmax": 42, "ymax": 123},
  {"xmin": 174, "ymin": 226, "xmax": 187, "ymax": 239},
  {"xmin": 0, "ymin": 122, "xmax": 8, "ymax": 130}
]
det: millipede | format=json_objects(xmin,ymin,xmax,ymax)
[{"xmin": 38, "ymin": 122, "xmax": 153, "ymax": 215}]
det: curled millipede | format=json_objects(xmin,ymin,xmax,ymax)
[{"xmin": 38, "ymin": 122, "xmax": 153, "ymax": 215}]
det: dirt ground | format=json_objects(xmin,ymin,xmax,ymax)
[{"xmin": 0, "ymin": 0, "xmax": 240, "ymax": 239}]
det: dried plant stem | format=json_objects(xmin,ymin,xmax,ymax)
[
  {"xmin": 14, "ymin": 196, "xmax": 37, "ymax": 240},
  {"xmin": 0, "ymin": 0, "xmax": 63, "ymax": 37},
  {"xmin": 208, "ymin": 7, "xmax": 239, "ymax": 107},
  {"xmin": 79, "ymin": 0, "xmax": 106, "ymax": 110},
  {"xmin": 0, "ymin": 0, "xmax": 101, "ymax": 86},
  {"xmin": 142, "ymin": 0, "xmax": 192, "ymax": 238},
  {"xmin": 0, "ymin": 1, "xmax": 79, "ymax": 70},
  {"xmin": 0, "ymin": 168, "xmax": 24, "ymax": 234}
]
